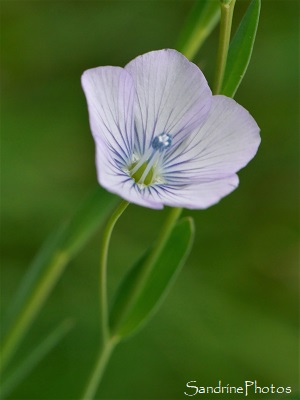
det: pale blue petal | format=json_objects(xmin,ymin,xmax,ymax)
[
  {"xmin": 82, "ymin": 53, "xmax": 260, "ymax": 210},
  {"xmin": 163, "ymin": 95, "xmax": 261, "ymax": 182},
  {"xmin": 125, "ymin": 49, "xmax": 212, "ymax": 154},
  {"xmin": 157, "ymin": 175, "xmax": 239, "ymax": 209},
  {"xmin": 81, "ymin": 66, "xmax": 135, "ymax": 163},
  {"xmin": 95, "ymin": 147, "xmax": 163, "ymax": 209}
]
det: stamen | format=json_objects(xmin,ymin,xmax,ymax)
[
  {"xmin": 138, "ymin": 151, "xmax": 160, "ymax": 184},
  {"xmin": 128, "ymin": 133, "xmax": 172, "ymax": 187},
  {"xmin": 129, "ymin": 149, "xmax": 152, "ymax": 176}
]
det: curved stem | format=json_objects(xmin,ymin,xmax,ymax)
[
  {"xmin": 213, "ymin": 0, "xmax": 236, "ymax": 94},
  {"xmin": 99, "ymin": 200, "xmax": 129, "ymax": 344},
  {"xmin": 81, "ymin": 201, "xmax": 129, "ymax": 400},
  {"xmin": 82, "ymin": 205, "xmax": 181, "ymax": 399}
]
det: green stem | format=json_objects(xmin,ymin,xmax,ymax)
[
  {"xmin": 81, "ymin": 336, "xmax": 119, "ymax": 400},
  {"xmin": 177, "ymin": 1, "xmax": 220, "ymax": 61},
  {"xmin": 81, "ymin": 201, "xmax": 129, "ymax": 400},
  {"xmin": 111, "ymin": 206, "xmax": 183, "ymax": 332},
  {"xmin": 131, "ymin": 205, "xmax": 183, "ymax": 299},
  {"xmin": 140, "ymin": 207, "xmax": 183, "ymax": 278},
  {"xmin": 0, "ymin": 252, "xmax": 68, "ymax": 374},
  {"xmin": 1, "ymin": 319, "xmax": 73, "ymax": 398},
  {"xmin": 99, "ymin": 200, "xmax": 129, "ymax": 344},
  {"xmin": 82, "ymin": 206, "xmax": 182, "ymax": 399},
  {"xmin": 213, "ymin": 0, "xmax": 236, "ymax": 95},
  {"xmin": 0, "ymin": 188, "xmax": 118, "ymax": 375}
]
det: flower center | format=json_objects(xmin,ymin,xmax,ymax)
[
  {"xmin": 130, "ymin": 161, "xmax": 154, "ymax": 186},
  {"xmin": 128, "ymin": 133, "xmax": 172, "ymax": 187}
]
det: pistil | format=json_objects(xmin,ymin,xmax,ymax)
[{"xmin": 129, "ymin": 132, "xmax": 173, "ymax": 187}]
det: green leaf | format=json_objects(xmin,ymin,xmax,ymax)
[
  {"xmin": 0, "ymin": 319, "xmax": 74, "ymax": 399},
  {"xmin": 176, "ymin": 0, "xmax": 220, "ymax": 60},
  {"xmin": 221, "ymin": 0, "xmax": 261, "ymax": 97},
  {"xmin": 110, "ymin": 217, "xmax": 195, "ymax": 338},
  {"xmin": 1, "ymin": 187, "xmax": 118, "ymax": 372}
]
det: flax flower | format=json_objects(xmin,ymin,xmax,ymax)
[{"xmin": 81, "ymin": 49, "xmax": 260, "ymax": 209}]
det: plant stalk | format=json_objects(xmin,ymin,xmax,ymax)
[
  {"xmin": 0, "ymin": 252, "xmax": 68, "ymax": 374},
  {"xmin": 99, "ymin": 200, "xmax": 129, "ymax": 344},
  {"xmin": 81, "ymin": 336, "xmax": 119, "ymax": 400},
  {"xmin": 213, "ymin": 0, "xmax": 236, "ymax": 94}
]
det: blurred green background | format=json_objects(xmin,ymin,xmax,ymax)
[{"xmin": 1, "ymin": 0, "xmax": 299, "ymax": 399}]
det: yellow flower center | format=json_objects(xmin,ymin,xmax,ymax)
[{"xmin": 130, "ymin": 161, "xmax": 154, "ymax": 186}]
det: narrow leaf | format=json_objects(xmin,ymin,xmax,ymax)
[
  {"xmin": 1, "ymin": 187, "xmax": 118, "ymax": 371},
  {"xmin": 221, "ymin": 0, "xmax": 261, "ymax": 97},
  {"xmin": 0, "ymin": 319, "xmax": 74, "ymax": 398},
  {"xmin": 110, "ymin": 217, "xmax": 195, "ymax": 338},
  {"xmin": 176, "ymin": 0, "xmax": 220, "ymax": 60}
]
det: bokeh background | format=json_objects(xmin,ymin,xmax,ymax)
[{"xmin": 1, "ymin": 0, "xmax": 299, "ymax": 399}]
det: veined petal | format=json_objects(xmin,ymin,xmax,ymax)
[
  {"xmin": 158, "ymin": 175, "xmax": 240, "ymax": 209},
  {"xmin": 164, "ymin": 95, "xmax": 261, "ymax": 181},
  {"xmin": 95, "ymin": 147, "xmax": 163, "ymax": 209},
  {"xmin": 82, "ymin": 51, "xmax": 260, "ymax": 211},
  {"xmin": 105, "ymin": 175, "xmax": 239, "ymax": 210},
  {"xmin": 81, "ymin": 66, "xmax": 135, "ymax": 162},
  {"xmin": 125, "ymin": 49, "xmax": 212, "ymax": 154}
]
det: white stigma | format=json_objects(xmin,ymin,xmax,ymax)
[{"xmin": 152, "ymin": 133, "xmax": 172, "ymax": 152}]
